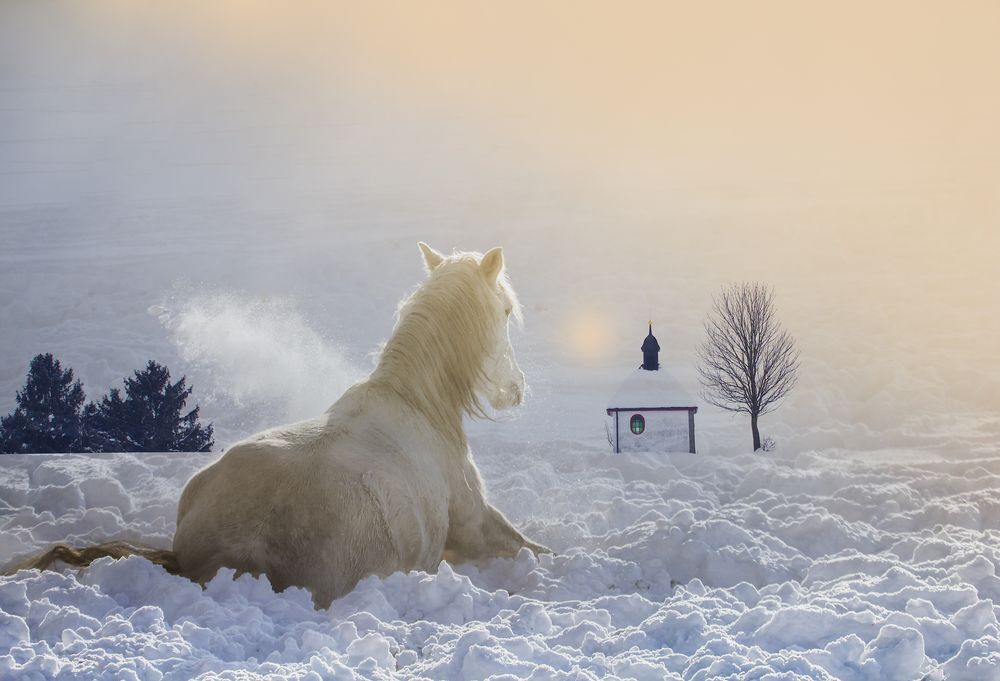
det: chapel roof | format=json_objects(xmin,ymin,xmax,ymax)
[{"xmin": 607, "ymin": 367, "xmax": 697, "ymax": 410}]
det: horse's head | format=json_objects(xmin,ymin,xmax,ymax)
[{"xmin": 419, "ymin": 242, "xmax": 526, "ymax": 411}]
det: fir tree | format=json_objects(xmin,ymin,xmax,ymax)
[
  {"xmin": 78, "ymin": 401, "xmax": 101, "ymax": 453},
  {"xmin": 89, "ymin": 361, "xmax": 213, "ymax": 452},
  {"xmin": 0, "ymin": 353, "xmax": 87, "ymax": 453}
]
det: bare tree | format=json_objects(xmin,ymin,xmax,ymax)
[{"xmin": 698, "ymin": 283, "xmax": 799, "ymax": 451}]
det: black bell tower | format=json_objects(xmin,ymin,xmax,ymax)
[{"xmin": 641, "ymin": 323, "xmax": 660, "ymax": 370}]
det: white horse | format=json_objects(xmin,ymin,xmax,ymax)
[{"xmin": 171, "ymin": 243, "xmax": 548, "ymax": 607}]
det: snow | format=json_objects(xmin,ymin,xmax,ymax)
[
  {"xmin": 607, "ymin": 368, "xmax": 697, "ymax": 410},
  {"xmin": 3, "ymin": 445, "xmax": 1000, "ymax": 679}
]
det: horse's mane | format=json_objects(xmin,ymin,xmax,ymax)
[{"xmin": 370, "ymin": 252, "xmax": 521, "ymax": 448}]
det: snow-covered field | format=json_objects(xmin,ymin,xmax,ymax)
[{"xmin": 3, "ymin": 443, "xmax": 1000, "ymax": 679}]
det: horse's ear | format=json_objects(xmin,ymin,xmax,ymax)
[
  {"xmin": 418, "ymin": 242, "xmax": 445, "ymax": 272},
  {"xmin": 480, "ymin": 246, "xmax": 504, "ymax": 284}
]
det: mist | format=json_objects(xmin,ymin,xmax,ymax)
[
  {"xmin": 152, "ymin": 292, "xmax": 362, "ymax": 443},
  {"xmin": 2, "ymin": 1, "xmax": 997, "ymax": 451}
]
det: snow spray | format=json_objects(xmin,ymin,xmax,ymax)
[{"xmin": 150, "ymin": 291, "xmax": 362, "ymax": 431}]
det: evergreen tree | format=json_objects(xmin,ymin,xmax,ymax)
[
  {"xmin": 89, "ymin": 361, "xmax": 213, "ymax": 452},
  {"xmin": 0, "ymin": 353, "xmax": 87, "ymax": 453},
  {"xmin": 78, "ymin": 401, "xmax": 101, "ymax": 453}
]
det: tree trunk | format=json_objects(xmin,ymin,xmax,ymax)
[{"xmin": 751, "ymin": 413, "xmax": 761, "ymax": 452}]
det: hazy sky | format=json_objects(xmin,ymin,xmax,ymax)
[
  {"xmin": 2, "ymin": 1, "xmax": 998, "ymax": 444},
  {"xmin": 4, "ymin": 2, "xmax": 996, "ymax": 247}
]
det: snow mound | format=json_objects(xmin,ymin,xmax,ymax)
[
  {"xmin": 2, "ymin": 444, "xmax": 998, "ymax": 679},
  {"xmin": 607, "ymin": 368, "xmax": 696, "ymax": 410}
]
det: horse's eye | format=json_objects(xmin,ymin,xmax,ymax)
[{"xmin": 504, "ymin": 307, "xmax": 512, "ymax": 317}]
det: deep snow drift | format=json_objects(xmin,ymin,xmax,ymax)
[{"xmin": 2, "ymin": 443, "xmax": 999, "ymax": 680}]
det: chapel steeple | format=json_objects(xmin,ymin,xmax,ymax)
[{"xmin": 641, "ymin": 323, "xmax": 660, "ymax": 371}]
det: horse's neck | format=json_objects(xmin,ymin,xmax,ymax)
[
  {"xmin": 370, "ymin": 273, "xmax": 493, "ymax": 451},
  {"xmin": 370, "ymin": 340, "xmax": 469, "ymax": 451}
]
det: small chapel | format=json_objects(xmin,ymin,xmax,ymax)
[{"xmin": 606, "ymin": 324, "xmax": 698, "ymax": 454}]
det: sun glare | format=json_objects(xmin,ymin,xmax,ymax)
[{"xmin": 565, "ymin": 309, "xmax": 612, "ymax": 363}]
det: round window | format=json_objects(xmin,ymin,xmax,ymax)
[{"xmin": 630, "ymin": 413, "xmax": 645, "ymax": 435}]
